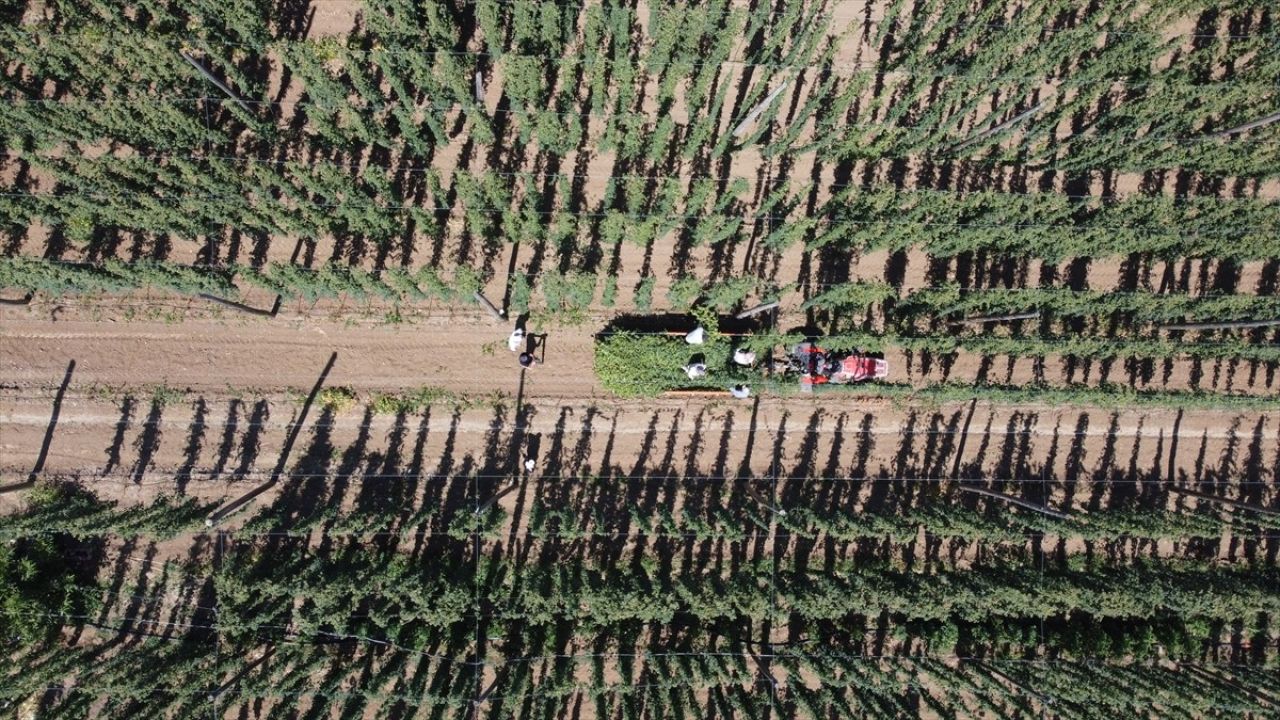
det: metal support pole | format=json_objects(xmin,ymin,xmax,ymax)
[
  {"xmin": 179, "ymin": 51, "xmax": 253, "ymax": 115},
  {"xmin": 959, "ymin": 485, "xmax": 1070, "ymax": 520},
  {"xmin": 1168, "ymin": 486, "xmax": 1280, "ymax": 518},
  {"xmin": 474, "ymin": 291, "xmax": 505, "ymax": 321},
  {"xmin": 736, "ymin": 300, "xmax": 781, "ymax": 319},
  {"xmin": 950, "ymin": 100, "xmax": 1048, "ymax": 153},
  {"xmin": 198, "ymin": 293, "xmax": 282, "ymax": 317},
  {"xmin": 1210, "ymin": 109, "xmax": 1280, "ymax": 139},
  {"xmin": 732, "ymin": 80, "xmax": 790, "ymax": 138},
  {"xmin": 1159, "ymin": 318, "xmax": 1280, "ymax": 331},
  {"xmin": 958, "ymin": 310, "xmax": 1041, "ymax": 325}
]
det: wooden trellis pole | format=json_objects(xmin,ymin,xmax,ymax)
[
  {"xmin": 475, "ymin": 482, "xmax": 518, "ymax": 516},
  {"xmin": 747, "ymin": 484, "xmax": 787, "ymax": 517}
]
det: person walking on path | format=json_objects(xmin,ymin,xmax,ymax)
[
  {"xmin": 508, "ymin": 326, "xmax": 526, "ymax": 352},
  {"xmin": 509, "ymin": 320, "xmax": 544, "ymax": 368}
]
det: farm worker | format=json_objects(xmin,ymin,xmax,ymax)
[
  {"xmin": 684, "ymin": 363, "xmax": 708, "ymax": 379},
  {"xmin": 729, "ymin": 384, "xmax": 751, "ymax": 399},
  {"xmin": 519, "ymin": 352, "xmax": 540, "ymax": 368},
  {"xmin": 507, "ymin": 327, "xmax": 525, "ymax": 352},
  {"xmin": 733, "ymin": 348, "xmax": 756, "ymax": 366},
  {"xmin": 685, "ymin": 326, "xmax": 706, "ymax": 344},
  {"xmin": 523, "ymin": 458, "xmax": 536, "ymax": 473}
]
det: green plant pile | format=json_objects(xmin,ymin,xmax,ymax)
[{"xmin": 594, "ymin": 327, "xmax": 760, "ymax": 397}]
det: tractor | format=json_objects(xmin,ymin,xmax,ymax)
[{"xmin": 787, "ymin": 341, "xmax": 889, "ymax": 392}]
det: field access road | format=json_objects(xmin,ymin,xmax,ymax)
[{"xmin": 0, "ymin": 315, "xmax": 604, "ymax": 399}]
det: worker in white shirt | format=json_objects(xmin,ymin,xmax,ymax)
[{"xmin": 508, "ymin": 327, "xmax": 525, "ymax": 352}]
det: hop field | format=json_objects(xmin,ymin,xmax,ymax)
[{"xmin": 1, "ymin": 0, "xmax": 1278, "ymax": 718}]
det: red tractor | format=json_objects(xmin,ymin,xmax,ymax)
[{"xmin": 787, "ymin": 341, "xmax": 888, "ymax": 392}]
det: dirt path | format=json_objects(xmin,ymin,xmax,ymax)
[
  {"xmin": 0, "ymin": 314, "xmax": 603, "ymax": 398},
  {"xmin": 8, "ymin": 302, "xmax": 1277, "ymax": 401},
  {"xmin": 4, "ymin": 302, "xmax": 1277, "ymax": 517}
]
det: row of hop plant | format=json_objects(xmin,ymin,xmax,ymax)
[
  {"xmin": 0, "ymin": 255, "xmax": 479, "ymax": 304},
  {"xmin": 7, "ymin": 631, "xmax": 1271, "ymax": 720},
  {"xmin": 787, "ymin": 654, "xmax": 1280, "ymax": 720},
  {"xmin": 203, "ymin": 532, "xmax": 1280, "ymax": 631},
  {"xmin": 5, "ymin": 157, "xmax": 1263, "ymax": 263},
  {"xmin": 594, "ymin": 326, "xmax": 1280, "ymax": 405},
  {"xmin": 7, "ymin": 0, "xmax": 1275, "ymax": 279},
  {"xmin": 10, "ymin": 13, "xmax": 1274, "ymax": 263},
  {"xmin": 7, "ymin": 487, "xmax": 1279, "ymax": 645},
  {"xmin": 798, "ymin": 281, "xmax": 1280, "ymax": 365},
  {"xmin": 12, "ymin": 151, "xmax": 1278, "ymax": 264},
  {"xmin": 30, "ymin": 470, "xmax": 1265, "ymax": 551},
  {"xmin": 6, "ymin": 151, "xmax": 766, "ymax": 254},
  {"xmin": 805, "ymin": 281, "xmax": 1280, "ymax": 325},
  {"xmin": 0, "ymin": 256, "xmax": 777, "ymax": 323},
  {"xmin": 367, "ymin": 0, "xmax": 1280, "ymax": 176},
  {"xmin": 239, "ymin": 472, "xmax": 1272, "ymax": 548},
  {"xmin": 6, "ymin": 0, "xmax": 848, "ymax": 168},
  {"xmin": 22, "ymin": 4, "xmax": 1276, "ymax": 178},
  {"xmin": 804, "ymin": 187, "xmax": 1280, "ymax": 261},
  {"xmin": 848, "ymin": 272, "xmax": 1275, "ymax": 316},
  {"xmin": 813, "ymin": 0, "xmax": 1280, "ymax": 176},
  {"xmin": 5, "ymin": 502, "xmax": 1274, "ymax": 712},
  {"xmin": 527, "ymin": 491, "xmax": 1279, "ymax": 545},
  {"xmin": 820, "ymin": 328, "xmax": 1280, "ymax": 364}
]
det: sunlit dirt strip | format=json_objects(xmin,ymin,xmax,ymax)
[
  {"xmin": 4, "ymin": 315, "xmax": 1278, "ymax": 397},
  {"xmin": 0, "ymin": 317, "xmax": 603, "ymax": 396},
  {"xmin": 2, "ymin": 408, "xmax": 1276, "ymax": 440}
]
